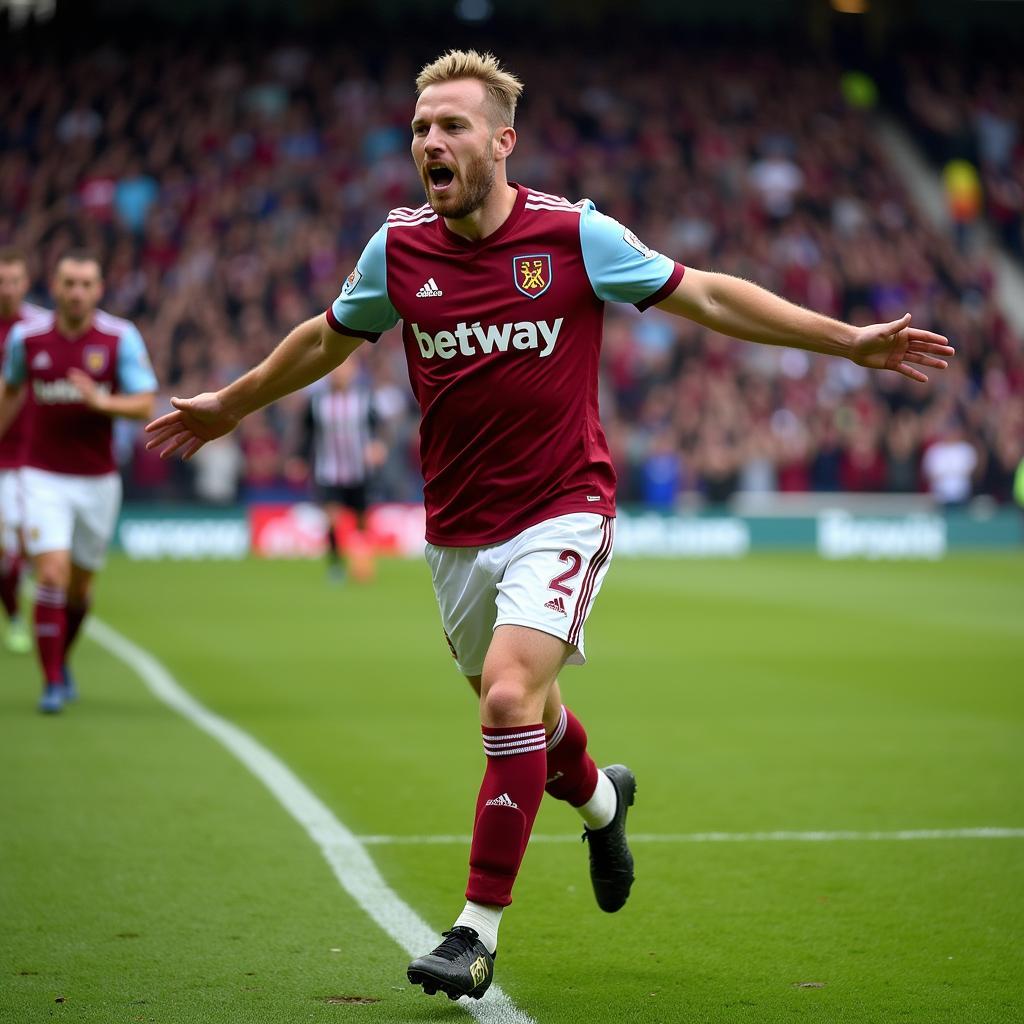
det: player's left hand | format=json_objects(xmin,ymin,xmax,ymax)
[
  {"xmin": 849, "ymin": 313, "xmax": 954, "ymax": 383},
  {"xmin": 68, "ymin": 368, "xmax": 108, "ymax": 411},
  {"xmin": 144, "ymin": 392, "xmax": 239, "ymax": 460}
]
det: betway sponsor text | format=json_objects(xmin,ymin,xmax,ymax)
[
  {"xmin": 412, "ymin": 318, "xmax": 563, "ymax": 360},
  {"xmin": 33, "ymin": 378, "xmax": 111, "ymax": 404}
]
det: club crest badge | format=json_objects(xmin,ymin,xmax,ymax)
[
  {"xmin": 513, "ymin": 254, "xmax": 552, "ymax": 299},
  {"xmin": 83, "ymin": 346, "xmax": 109, "ymax": 376},
  {"xmin": 623, "ymin": 228, "xmax": 656, "ymax": 259},
  {"xmin": 341, "ymin": 267, "xmax": 362, "ymax": 296}
]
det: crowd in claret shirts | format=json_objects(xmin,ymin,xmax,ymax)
[{"xmin": 2, "ymin": 38, "xmax": 1021, "ymax": 510}]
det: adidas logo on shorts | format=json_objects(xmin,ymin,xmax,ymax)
[{"xmin": 544, "ymin": 596, "xmax": 566, "ymax": 616}]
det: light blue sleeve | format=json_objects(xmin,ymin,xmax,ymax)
[
  {"xmin": 327, "ymin": 223, "xmax": 400, "ymax": 341},
  {"xmin": 2, "ymin": 323, "xmax": 26, "ymax": 386},
  {"xmin": 579, "ymin": 201, "xmax": 681, "ymax": 307},
  {"xmin": 116, "ymin": 323, "xmax": 158, "ymax": 394}
]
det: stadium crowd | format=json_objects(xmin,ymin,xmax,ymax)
[
  {"xmin": 2, "ymin": 38, "xmax": 1021, "ymax": 509},
  {"xmin": 898, "ymin": 53, "xmax": 1024, "ymax": 261}
]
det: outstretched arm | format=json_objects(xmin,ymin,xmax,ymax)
[
  {"xmin": 657, "ymin": 268, "xmax": 954, "ymax": 382},
  {"xmin": 145, "ymin": 314, "xmax": 364, "ymax": 460}
]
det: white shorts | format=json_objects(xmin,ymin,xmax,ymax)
[
  {"xmin": 425, "ymin": 512, "xmax": 615, "ymax": 677},
  {"xmin": 21, "ymin": 467, "xmax": 122, "ymax": 571},
  {"xmin": 0, "ymin": 468, "xmax": 25, "ymax": 553}
]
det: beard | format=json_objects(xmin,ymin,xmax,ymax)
[{"xmin": 423, "ymin": 148, "xmax": 496, "ymax": 220}]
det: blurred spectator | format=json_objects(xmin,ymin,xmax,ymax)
[
  {"xmin": 191, "ymin": 436, "xmax": 245, "ymax": 505},
  {"xmin": 641, "ymin": 430, "xmax": 685, "ymax": 510},
  {"xmin": 883, "ymin": 412, "xmax": 922, "ymax": 493},
  {"xmin": 921, "ymin": 423, "xmax": 979, "ymax": 508},
  {"xmin": 115, "ymin": 159, "xmax": 159, "ymax": 234},
  {"xmin": 840, "ymin": 433, "xmax": 887, "ymax": 493}
]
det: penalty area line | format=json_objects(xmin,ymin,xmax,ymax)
[
  {"xmin": 357, "ymin": 828, "xmax": 1024, "ymax": 845},
  {"xmin": 86, "ymin": 617, "xmax": 536, "ymax": 1024}
]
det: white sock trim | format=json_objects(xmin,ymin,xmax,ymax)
[
  {"xmin": 546, "ymin": 705, "xmax": 568, "ymax": 751},
  {"xmin": 453, "ymin": 901, "xmax": 502, "ymax": 954},
  {"xmin": 579, "ymin": 769, "xmax": 617, "ymax": 831}
]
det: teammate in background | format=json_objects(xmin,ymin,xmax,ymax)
[
  {"xmin": 0, "ymin": 250, "xmax": 48, "ymax": 654},
  {"xmin": 0, "ymin": 252, "xmax": 157, "ymax": 713},
  {"xmin": 297, "ymin": 359, "xmax": 385, "ymax": 583},
  {"xmin": 145, "ymin": 51, "xmax": 954, "ymax": 999}
]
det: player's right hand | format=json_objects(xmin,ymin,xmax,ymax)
[{"xmin": 144, "ymin": 392, "xmax": 239, "ymax": 460}]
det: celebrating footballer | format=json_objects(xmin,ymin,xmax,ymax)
[{"xmin": 146, "ymin": 50, "xmax": 954, "ymax": 1000}]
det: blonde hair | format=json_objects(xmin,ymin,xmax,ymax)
[{"xmin": 415, "ymin": 49, "xmax": 523, "ymax": 128}]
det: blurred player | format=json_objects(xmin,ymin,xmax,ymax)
[
  {"xmin": 145, "ymin": 51, "xmax": 954, "ymax": 997},
  {"xmin": 298, "ymin": 359, "xmax": 385, "ymax": 583},
  {"xmin": 0, "ymin": 249, "xmax": 47, "ymax": 655},
  {"xmin": 0, "ymin": 252, "xmax": 157, "ymax": 713}
]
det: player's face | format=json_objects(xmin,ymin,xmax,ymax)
[
  {"xmin": 0, "ymin": 260, "xmax": 29, "ymax": 317},
  {"xmin": 411, "ymin": 79, "xmax": 500, "ymax": 220},
  {"xmin": 52, "ymin": 259, "xmax": 103, "ymax": 324}
]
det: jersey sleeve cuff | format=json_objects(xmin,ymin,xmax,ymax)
[
  {"xmin": 324, "ymin": 306, "xmax": 382, "ymax": 343},
  {"xmin": 634, "ymin": 262, "xmax": 686, "ymax": 312}
]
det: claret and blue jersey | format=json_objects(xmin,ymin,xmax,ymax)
[
  {"xmin": 326, "ymin": 184, "xmax": 684, "ymax": 548},
  {"xmin": 2, "ymin": 309, "xmax": 158, "ymax": 476}
]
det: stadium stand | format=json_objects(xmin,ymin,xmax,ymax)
[{"xmin": 1, "ymin": 38, "xmax": 1020, "ymax": 508}]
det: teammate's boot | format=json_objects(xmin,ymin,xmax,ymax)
[
  {"xmin": 60, "ymin": 665, "xmax": 78, "ymax": 703},
  {"xmin": 407, "ymin": 927, "xmax": 495, "ymax": 1001},
  {"xmin": 4, "ymin": 617, "xmax": 31, "ymax": 654},
  {"xmin": 582, "ymin": 764, "xmax": 636, "ymax": 912},
  {"xmin": 38, "ymin": 684, "xmax": 64, "ymax": 714}
]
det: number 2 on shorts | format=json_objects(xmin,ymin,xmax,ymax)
[{"xmin": 548, "ymin": 549, "xmax": 582, "ymax": 595}]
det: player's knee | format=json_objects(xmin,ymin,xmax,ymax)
[
  {"xmin": 36, "ymin": 567, "xmax": 67, "ymax": 591},
  {"xmin": 480, "ymin": 679, "xmax": 536, "ymax": 727},
  {"xmin": 34, "ymin": 555, "xmax": 70, "ymax": 591}
]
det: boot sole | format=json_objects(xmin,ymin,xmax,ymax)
[{"xmin": 408, "ymin": 967, "xmax": 488, "ymax": 1000}]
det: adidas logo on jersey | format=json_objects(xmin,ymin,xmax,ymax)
[
  {"xmin": 416, "ymin": 278, "xmax": 443, "ymax": 298},
  {"xmin": 412, "ymin": 318, "xmax": 563, "ymax": 361},
  {"xmin": 485, "ymin": 792, "xmax": 519, "ymax": 809},
  {"xmin": 31, "ymin": 351, "xmax": 53, "ymax": 370},
  {"xmin": 544, "ymin": 596, "xmax": 567, "ymax": 616}
]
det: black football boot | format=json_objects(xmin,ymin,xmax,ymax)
[
  {"xmin": 582, "ymin": 764, "xmax": 636, "ymax": 912},
  {"xmin": 407, "ymin": 926, "xmax": 496, "ymax": 1000}
]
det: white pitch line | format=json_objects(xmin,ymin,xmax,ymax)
[
  {"xmin": 87, "ymin": 617, "xmax": 535, "ymax": 1024},
  {"xmin": 358, "ymin": 827, "xmax": 1024, "ymax": 845}
]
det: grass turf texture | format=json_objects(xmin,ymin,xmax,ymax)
[{"xmin": 1, "ymin": 553, "xmax": 1022, "ymax": 1023}]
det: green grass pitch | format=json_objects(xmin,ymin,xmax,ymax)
[{"xmin": 2, "ymin": 553, "xmax": 1022, "ymax": 1023}]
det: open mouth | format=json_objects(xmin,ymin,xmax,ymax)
[{"xmin": 427, "ymin": 164, "xmax": 455, "ymax": 191}]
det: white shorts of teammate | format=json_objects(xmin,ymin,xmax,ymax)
[
  {"xmin": 20, "ymin": 467, "xmax": 122, "ymax": 571},
  {"xmin": 0, "ymin": 468, "xmax": 25, "ymax": 554},
  {"xmin": 425, "ymin": 512, "xmax": 615, "ymax": 677}
]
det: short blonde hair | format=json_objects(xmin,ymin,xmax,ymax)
[{"xmin": 415, "ymin": 49, "xmax": 524, "ymax": 128}]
